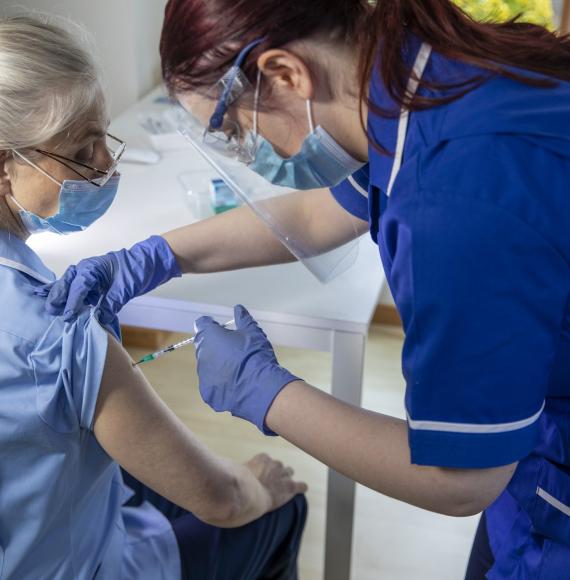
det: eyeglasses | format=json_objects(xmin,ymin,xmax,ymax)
[
  {"xmin": 203, "ymin": 118, "xmax": 256, "ymax": 164},
  {"xmin": 33, "ymin": 133, "xmax": 126, "ymax": 187},
  {"xmin": 207, "ymin": 37, "xmax": 265, "ymax": 132},
  {"xmin": 199, "ymin": 37, "xmax": 266, "ymax": 165}
]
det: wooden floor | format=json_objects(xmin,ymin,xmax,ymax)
[{"xmin": 125, "ymin": 324, "xmax": 478, "ymax": 580}]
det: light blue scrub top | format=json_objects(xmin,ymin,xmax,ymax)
[{"xmin": 0, "ymin": 231, "xmax": 180, "ymax": 579}]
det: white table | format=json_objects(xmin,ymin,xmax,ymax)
[{"xmin": 30, "ymin": 87, "xmax": 385, "ymax": 580}]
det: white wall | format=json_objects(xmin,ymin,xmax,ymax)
[
  {"xmin": 3, "ymin": 0, "xmax": 168, "ymax": 118},
  {"xmin": 134, "ymin": 0, "xmax": 169, "ymax": 106}
]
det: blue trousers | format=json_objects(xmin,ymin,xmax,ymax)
[
  {"xmin": 121, "ymin": 470, "xmax": 308, "ymax": 580},
  {"xmin": 465, "ymin": 513, "xmax": 494, "ymax": 580}
]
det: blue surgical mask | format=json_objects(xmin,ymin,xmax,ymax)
[
  {"xmin": 11, "ymin": 174, "xmax": 120, "ymax": 235},
  {"xmin": 246, "ymin": 75, "xmax": 364, "ymax": 190}
]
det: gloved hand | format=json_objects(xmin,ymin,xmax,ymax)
[
  {"xmin": 37, "ymin": 235, "xmax": 181, "ymax": 325},
  {"xmin": 194, "ymin": 304, "xmax": 300, "ymax": 435}
]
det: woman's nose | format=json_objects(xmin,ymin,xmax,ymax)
[{"xmin": 100, "ymin": 146, "xmax": 114, "ymax": 171}]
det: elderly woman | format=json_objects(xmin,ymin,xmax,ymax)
[{"xmin": 0, "ymin": 16, "xmax": 306, "ymax": 580}]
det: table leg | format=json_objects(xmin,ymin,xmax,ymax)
[{"xmin": 324, "ymin": 330, "xmax": 366, "ymax": 580}]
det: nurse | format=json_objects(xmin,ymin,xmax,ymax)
[
  {"xmin": 0, "ymin": 15, "xmax": 307, "ymax": 580},
  {"xmin": 48, "ymin": 0, "xmax": 570, "ymax": 577}
]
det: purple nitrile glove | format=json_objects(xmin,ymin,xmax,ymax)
[
  {"xmin": 37, "ymin": 235, "xmax": 181, "ymax": 325},
  {"xmin": 194, "ymin": 304, "xmax": 300, "ymax": 436}
]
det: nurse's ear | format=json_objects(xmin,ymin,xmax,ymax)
[
  {"xmin": 0, "ymin": 151, "xmax": 13, "ymax": 196},
  {"xmin": 256, "ymin": 49, "xmax": 314, "ymax": 101}
]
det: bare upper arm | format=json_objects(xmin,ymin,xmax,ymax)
[
  {"xmin": 305, "ymin": 188, "xmax": 369, "ymax": 251},
  {"xmin": 93, "ymin": 332, "xmax": 238, "ymax": 521},
  {"xmin": 437, "ymin": 462, "xmax": 518, "ymax": 517}
]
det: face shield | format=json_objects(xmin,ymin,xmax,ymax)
[{"xmin": 170, "ymin": 39, "xmax": 363, "ymax": 283}]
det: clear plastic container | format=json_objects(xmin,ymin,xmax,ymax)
[
  {"xmin": 178, "ymin": 170, "xmax": 216, "ymax": 221},
  {"xmin": 178, "ymin": 171, "xmax": 242, "ymax": 221}
]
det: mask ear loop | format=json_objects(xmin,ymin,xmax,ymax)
[
  {"xmin": 11, "ymin": 150, "xmax": 62, "ymax": 187},
  {"xmin": 250, "ymin": 71, "xmax": 316, "ymax": 163},
  {"xmin": 8, "ymin": 193, "xmax": 28, "ymax": 213},
  {"xmin": 242, "ymin": 69, "xmax": 263, "ymax": 163},
  {"xmin": 254, "ymin": 71, "xmax": 315, "ymax": 137},
  {"xmin": 253, "ymin": 69, "xmax": 261, "ymax": 138},
  {"xmin": 306, "ymin": 100, "xmax": 315, "ymax": 134},
  {"xmin": 9, "ymin": 150, "xmax": 66, "ymax": 235},
  {"xmin": 8, "ymin": 190, "xmax": 65, "ymax": 236}
]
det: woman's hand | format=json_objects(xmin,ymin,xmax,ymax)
[
  {"xmin": 194, "ymin": 304, "xmax": 301, "ymax": 435},
  {"xmin": 38, "ymin": 235, "xmax": 181, "ymax": 324},
  {"xmin": 244, "ymin": 453, "xmax": 308, "ymax": 514},
  {"xmin": 37, "ymin": 254, "xmax": 117, "ymax": 323}
]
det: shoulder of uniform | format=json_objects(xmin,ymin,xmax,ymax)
[{"xmin": 0, "ymin": 267, "xmax": 59, "ymax": 345}]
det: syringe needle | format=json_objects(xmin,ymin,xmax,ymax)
[{"xmin": 132, "ymin": 319, "xmax": 234, "ymax": 367}]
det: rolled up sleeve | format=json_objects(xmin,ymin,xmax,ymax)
[{"xmin": 31, "ymin": 308, "xmax": 109, "ymax": 433}]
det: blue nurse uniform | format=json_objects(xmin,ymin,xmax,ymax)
[{"xmin": 331, "ymin": 38, "xmax": 570, "ymax": 578}]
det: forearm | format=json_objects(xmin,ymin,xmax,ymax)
[
  {"xmin": 162, "ymin": 204, "xmax": 294, "ymax": 274},
  {"xmin": 266, "ymin": 381, "xmax": 516, "ymax": 516},
  {"xmin": 162, "ymin": 188, "xmax": 367, "ymax": 274},
  {"xmin": 118, "ymin": 427, "xmax": 269, "ymax": 529},
  {"xmin": 45, "ymin": 190, "xmax": 367, "ymax": 320}
]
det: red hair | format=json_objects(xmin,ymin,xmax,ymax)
[
  {"xmin": 160, "ymin": 0, "xmax": 368, "ymax": 93},
  {"xmin": 160, "ymin": 0, "xmax": 570, "ymax": 117}
]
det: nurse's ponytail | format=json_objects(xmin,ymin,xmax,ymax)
[{"xmin": 360, "ymin": 0, "xmax": 570, "ymax": 117}]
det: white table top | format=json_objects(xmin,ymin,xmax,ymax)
[{"xmin": 30, "ymin": 87, "xmax": 384, "ymax": 332}]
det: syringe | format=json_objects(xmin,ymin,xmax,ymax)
[{"xmin": 132, "ymin": 319, "xmax": 235, "ymax": 367}]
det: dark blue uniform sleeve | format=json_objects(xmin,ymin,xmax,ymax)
[
  {"xmin": 329, "ymin": 165, "xmax": 370, "ymax": 221},
  {"xmin": 382, "ymin": 189, "xmax": 568, "ymax": 469}
]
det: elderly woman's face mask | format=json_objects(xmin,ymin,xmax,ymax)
[{"xmin": 8, "ymin": 130, "xmax": 125, "ymax": 235}]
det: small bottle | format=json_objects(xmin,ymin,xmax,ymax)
[{"xmin": 209, "ymin": 178, "xmax": 240, "ymax": 214}]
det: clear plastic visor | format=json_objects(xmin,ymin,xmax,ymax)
[{"xmin": 170, "ymin": 76, "xmax": 362, "ymax": 283}]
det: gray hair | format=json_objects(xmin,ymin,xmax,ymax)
[{"xmin": 0, "ymin": 14, "xmax": 105, "ymax": 152}]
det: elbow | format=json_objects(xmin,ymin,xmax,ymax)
[
  {"xmin": 446, "ymin": 478, "xmax": 510, "ymax": 517},
  {"xmin": 432, "ymin": 464, "xmax": 516, "ymax": 518},
  {"xmin": 194, "ymin": 474, "xmax": 243, "ymax": 527},
  {"xmin": 430, "ymin": 490, "xmax": 491, "ymax": 518},
  {"xmin": 442, "ymin": 497, "xmax": 487, "ymax": 518},
  {"xmin": 441, "ymin": 483, "xmax": 514, "ymax": 518}
]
